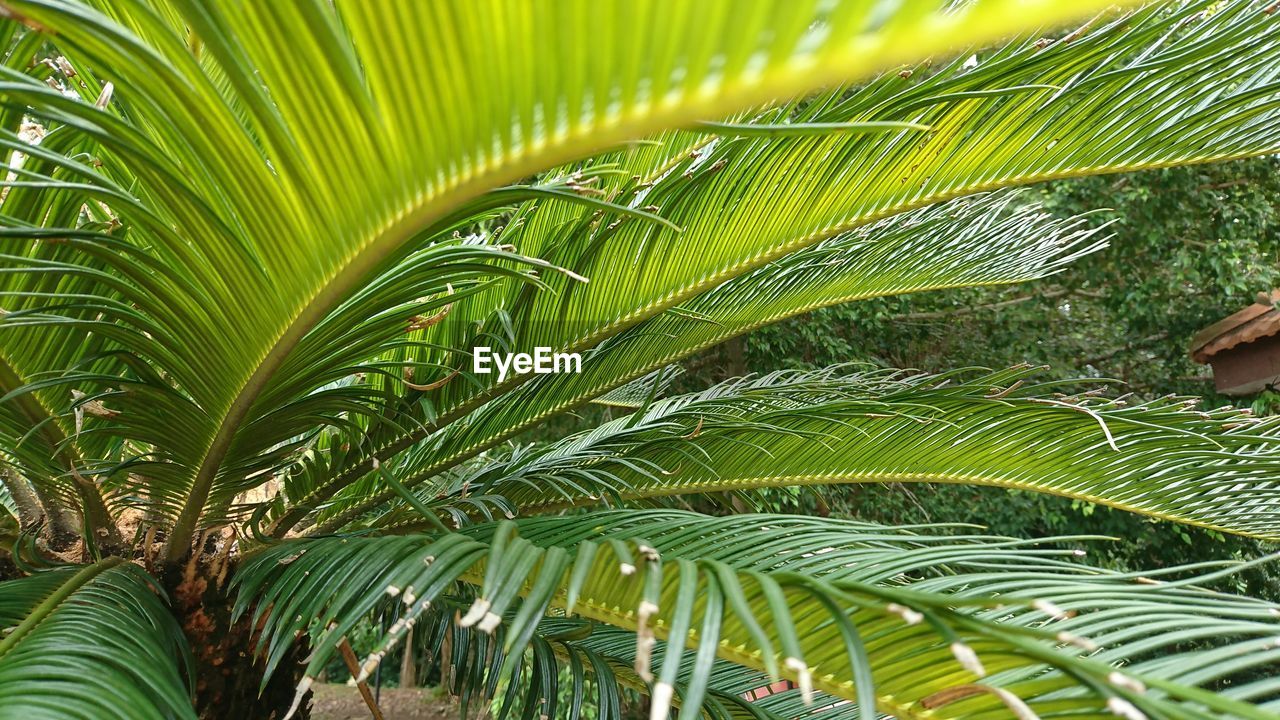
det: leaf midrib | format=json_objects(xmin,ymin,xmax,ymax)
[{"xmin": 508, "ymin": 471, "xmax": 1279, "ymax": 541}]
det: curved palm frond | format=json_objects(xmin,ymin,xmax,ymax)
[
  {"xmin": 237, "ymin": 512, "xmax": 1280, "ymax": 720},
  {"xmin": 562, "ymin": 623, "xmax": 860, "ymax": 720},
  {"xmin": 1, "ymin": 0, "xmax": 1118, "ymax": 560},
  {"xmin": 300, "ymin": 193, "xmax": 1108, "ymax": 532},
  {"xmin": 5, "ymin": 2, "xmax": 1280, "ymax": 718},
  {"xmin": 0, "ymin": 40, "xmax": 123, "ymax": 538},
  {"xmin": 390, "ymin": 602, "xmax": 856, "ymax": 720},
  {"xmin": 277, "ymin": 0, "xmax": 1280, "ymax": 532},
  {"xmin": 0, "ymin": 558, "xmax": 195, "ymax": 719},
  {"xmin": 362, "ymin": 366, "xmax": 1280, "ymax": 539}
]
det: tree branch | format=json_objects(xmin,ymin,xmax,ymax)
[
  {"xmin": 1081, "ymin": 332, "xmax": 1170, "ymax": 367},
  {"xmin": 897, "ymin": 289, "xmax": 1073, "ymax": 322}
]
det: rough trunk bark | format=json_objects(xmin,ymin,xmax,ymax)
[
  {"xmin": 724, "ymin": 336, "xmax": 747, "ymax": 379},
  {"xmin": 0, "ymin": 465, "xmax": 43, "ymax": 527},
  {"xmin": 161, "ymin": 540, "xmax": 312, "ymax": 720},
  {"xmin": 0, "ymin": 550, "xmax": 17, "ymax": 581},
  {"xmin": 0, "ymin": 462, "xmax": 77, "ymax": 545}
]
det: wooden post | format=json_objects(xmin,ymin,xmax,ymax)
[
  {"xmin": 399, "ymin": 626, "xmax": 417, "ymax": 688},
  {"xmin": 338, "ymin": 637, "xmax": 386, "ymax": 720}
]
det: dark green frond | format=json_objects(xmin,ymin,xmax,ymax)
[
  {"xmin": 236, "ymin": 513, "xmax": 1280, "ymax": 719},
  {"xmin": 0, "ymin": 559, "xmax": 194, "ymax": 720}
]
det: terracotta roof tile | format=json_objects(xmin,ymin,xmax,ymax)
[{"xmin": 1191, "ymin": 291, "xmax": 1280, "ymax": 363}]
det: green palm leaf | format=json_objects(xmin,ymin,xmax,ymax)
[
  {"xmin": 276, "ymin": 0, "xmax": 1280, "ymax": 531},
  {"xmin": 299, "ymin": 193, "xmax": 1107, "ymax": 533},
  {"xmin": 364, "ymin": 366, "xmax": 1280, "ymax": 539},
  {"xmin": 0, "ymin": 65, "xmax": 123, "ymax": 537},
  {"xmin": 2, "ymin": 0, "xmax": 1121, "ymax": 560},
  {"xmin": 387, "ymin": 604, "xmax": 849, "ymax": 720},
  {"xmin": 0, "ymin": 558, "xmax": 195, "ymax": 719},
  {"xmin": 5, "ymin": 2, "xmax": 1280, "ymax": 717},
  {"xmin": 237, "ymin": 512, "xmax": 1280, "ymax": 719}
]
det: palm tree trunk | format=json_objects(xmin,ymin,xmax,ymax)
[
  {"xmin": 0, "ymin": 463, "xmax": 43, "ymax": 527},
  {"xmin": 161, "ymin": 538, "xmax": 312, "ymax": 719},
  {"xmin": 0, "ymin": 462, "xmax": 76, "ymax": 542}
]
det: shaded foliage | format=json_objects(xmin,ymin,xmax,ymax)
[{"xmin": 703, "ymin": 157, "xmax": 1280, "ymax": 595}]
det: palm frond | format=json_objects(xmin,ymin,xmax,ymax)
[
  {"xmin": 392, "ymin": 366, "xmax": 1280, "ymax": 540},
  {"xmin": 295, "ymin": 192, "xmax": 1106, "ymax": 533},
  {"xmin": 0, "ymin": 558, "xmax": 195, "ymax": 719},
  {"xmin": 562, "ymin": 622, "xmax": 873, "ymax": 720},
  {"xmin": 394, "ymin": 602, "xmax": 850, "ymax": 720},
  {"xmin": 2, "ymin": 0, "xmax": 1119, "ymax": 559},
  {"xmin": 278, "ymin": 0, "xmax": 1280, "ymax": 530},
  {"xmin": 5, "ymin": 3, "xmax": 1280, "ymax": 718},
  {"xmin": 0, "ymin": 91, "xmax": 123, "ymax": 536},
  {"xmin": 593, "ymin": 367, "xmax": 687, "ymax": 411},
  {"xmin": 237, "ymin": 512, "xmax": 1280, "ymax": 719}
]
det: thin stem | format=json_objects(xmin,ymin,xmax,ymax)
[{"xmin": 338, "ymin": 637, "xmax": 386, "ymax": 720}]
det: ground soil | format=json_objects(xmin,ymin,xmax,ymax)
[{"xmin": 310, "ymin": 684, "xmax": 456, "ymax": 720}]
